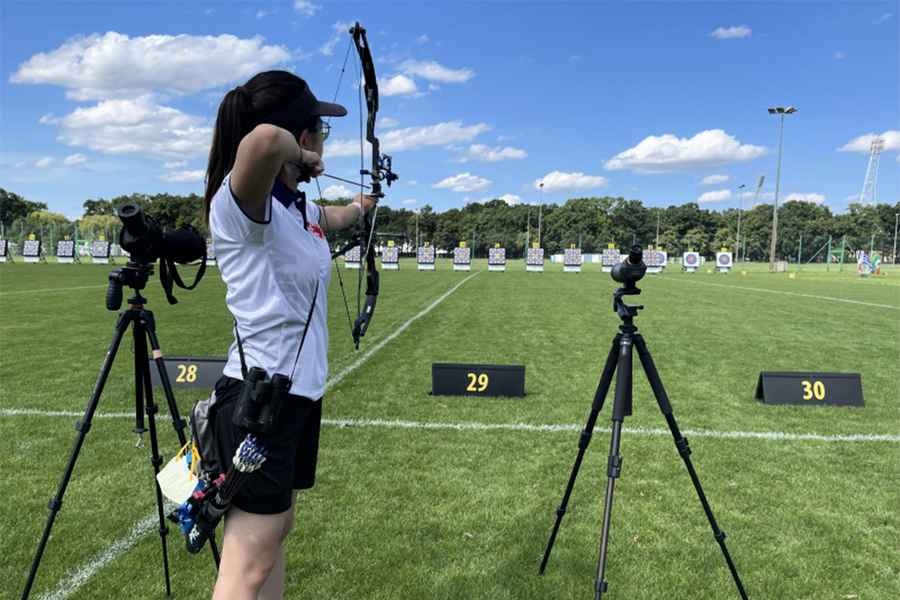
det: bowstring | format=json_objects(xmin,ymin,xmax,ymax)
[{"xmin": 316, "ymin": 177, "xmax": 354, "ymax": 337}]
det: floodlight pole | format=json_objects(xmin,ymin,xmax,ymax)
[
  {"xmin": 767, "ymin": 106, "xmax": 797, "ymax": 271},
  {"xmin": 892, "ymin": 213, "xmax": 898, "ymax": 264},
  {"xmin": 538, "ymin": 182, "xmax": 544, "ymax": 248},
  {"xmin": 735, "ymin": 184, "xmax": 746, "ymax": 260},
  {"xmin": 655, "ymin": 210, "xmax": 660, "ymax": 247}
]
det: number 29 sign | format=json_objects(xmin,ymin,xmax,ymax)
[{"xmin": 431, "ymin": 363, "xmax": 526, "ymax": 397}]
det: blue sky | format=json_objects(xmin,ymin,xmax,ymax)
[{"xmin": 1, "ymin": 0, "xmax": 897, "ymax": 219}]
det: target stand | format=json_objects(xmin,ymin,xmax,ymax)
[
  {"xmin": 417, "ymin": 244, "xmax": 435, "ymax": 271},
  {"xmin": 56, "ymin": 240, "xmax": 80, "ymax": 264},
  {"xmin": 488, "ymin": 246, "xmax": 506, "ymax": 272},
  {"xmin": 715, "ymin": 250, "xmax": 733, "ymax": 273},
  {"xmin": 453, "ymin": 244, "xmax": 471, "ymax": 272},
  {"xmin": 0, "ymin": 240, "xmax": 13, "ymax": 263},
  {"xmin": 22, "ymin": 239, "xmax": 46, "ymax": 263},
  {"xmin": 381, "ymin": 241, "xmax": 400, "ymax": 271},
  {"xmin": 682, "ymin": 251, "xmax": 700, "ymax": 273},
  {"xmin": 564, "ymin": 247, "xmax": 582, "ymax": 273}
]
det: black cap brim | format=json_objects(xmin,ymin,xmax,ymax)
[{"xmin": 313, "ymin": 101, "xmax": 347, "ymax": 117}]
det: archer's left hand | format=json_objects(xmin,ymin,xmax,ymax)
[{"xmin": 353, "ymin": 193, "xmax": 378, "ymax": 215}]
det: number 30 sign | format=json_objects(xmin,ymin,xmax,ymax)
[{"xmin": 755, "ymin": 372, "xmax": 863, "ymax": 407}]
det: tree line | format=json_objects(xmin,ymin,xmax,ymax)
[{"xmin": 2, "ymin": 187, "xmax": 897, "ymax": 262}]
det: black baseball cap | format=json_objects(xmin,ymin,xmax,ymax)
[{"xmin": 260, "ymin": 77, "xmax": 347, "ymax": 132}]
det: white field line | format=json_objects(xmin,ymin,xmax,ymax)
[
  {"xmin": 18, "ymin": 273, "xmax": 478, "ymax": 599},
  {"xmin": 663, "ymin": 277, "xmax": 900, "ymax": 311},
  {"xmin": 34, "ymin": 515, "xmax": 158, "ymax": 600},
  {"xmin": 325, "ymin": 271, "xmax": 480, "ymax": 391},
  {"xmin": 4, "ymin": 408, "xmax": 899, "ymax": 443},
  {"xmin": 0, "ymin": 284, "xmax": 107, "ymax": 297}
]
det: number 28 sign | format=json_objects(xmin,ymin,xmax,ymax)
[{"xmin": 432, "ymin": 363, "xmax": 526, "ymax": 397}]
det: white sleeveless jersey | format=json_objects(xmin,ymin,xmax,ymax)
[{"xmin": 209, "ymin": 173, "xmax": 331, "ymax": 399}]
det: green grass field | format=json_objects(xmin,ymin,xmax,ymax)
[{"xmin": 1, "ymin": 259, "xmax": 898, "ymax": 599}]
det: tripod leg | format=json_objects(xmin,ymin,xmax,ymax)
[
  {"xmin": 22, "ymin": 311, "xmax": 133, "ymax": 600},
  {"xmin": 134, "ymin": 321, "xmax": 172, "ymax": 597},
  {"xmin": 539, "ymin": 335, "xmax": 620, "ymax": 575},
  {"xmin": 594, "ymin": 332, "xmax": 633, "ymax": 600},
  {"xmin": 633, "ymin": 334, "xmax": 749, "ymax": 600},
  {"xmin": 143, "ymin": 312, "xmax": 221, "ymax": 568}
]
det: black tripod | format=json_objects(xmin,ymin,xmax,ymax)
[
  {"xmin": 539, "ymin": 249, "xmax": 748, "ymax": 600},
  {"xmin": 22, "ymin": 263, "xmax": 220, "ymax": 599}
]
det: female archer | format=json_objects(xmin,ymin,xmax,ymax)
[{"xmin": 203, "ymin": 70, "xmax": 375, "ymax": 599}]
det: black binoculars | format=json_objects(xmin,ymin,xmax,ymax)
[{"xmin": 232, "ymin": 367, "xmax": 291, "ymax": 434}]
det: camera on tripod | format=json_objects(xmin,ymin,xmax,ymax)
[
  {"xmin": 610, "ymin": 244, "xmax": 647, "ymax": 288},
  {"xmin": 106, "ymin": 203, "xmax": 208, "ymax": 310},
  {"xmin": 232, "ymin": 367, "xmax": 291, "ymax": 435}
]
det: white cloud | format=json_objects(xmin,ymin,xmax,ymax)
[
  {"xmin": 416, "ymin": 35, "xmax": 430, "ymax": 45},
  {"xmin": 63, "ymin": 153, "xmax": 87, "ymax": 166},
  {"xmin": 833, "ymin": 51, "xmax": 846, "ymax": 60},
  {"xmin": 874, "ymin": 13, "xmax": 893, "ymax": 24},
  {"xmin": 701, "ymin": 174, "xmax": 730, "ymax": 185},
  {"xmin": 11, "ymin": 32, "xmax": 291, "ymax": 101},
  {"xmin": 785, "ymin": 192, "xmax": 825, "ymax": 205},
  {"xmin": 39, "ymin": 113, "xmax": 55, "ymax": 124},
  {"xmin": 159, "ymin": 170, "xmax": 205, "ymax": 183},
  {"xmin": 837, "ymin": 130, "xmax": 900, "ymax": 153},
  {"xmin": 710, "ymin": 26, "xmax": 752, "ymax": 40},
  {"xmin": 491, "ymin": 194, "xmax": 522, "ymax": 206},
  {"xmin": 326, "ymin": 121, "xmax": 490, "ymax": 158},
  {"xmin": 35, "ymin": 157, "xmax": 54, "ymax": 168},
  {"xmin": 256, "ymin": 10, "xmax": 269, "ymax": 19},
  {"xmin": 378, "ymin": 116, "xmax": 399, "ymax": 129},
  {"xmin": 50, "ymin": 96, "xmax": 212, "ymax": 159},
  {"xmin": 399, "ymin": 60, "xmax": 474, "ymax": 83},
  {"xmin": 383, "ymin": 121, "xmax": 490, "ymax": 152},
  {"xmin": 433, "ymin": 172, "xmax": 491, "ymax": 192},
  {"xmin": 535, "ymin": 171, "xmax": 608, "ymax": 192},
  {"xmin": 459, "ymin": 144, "xmax": 527, "ymax": 163},
  {"xmin": 605, "ymin": 129, "xmax": 767, "ymax": 173},
  {"xmin": 293, "ymin": 1, "xmax": 321, "ymax": 17},
  {"xmin": 381, "ymin": 74, "xmax": 418, "ymax": 96},
  {"xmin": 322, "ymin": 184, "xmax": 353, "ymax": 199},
  {"xmin": 163, "ymin": 160, "xmax": 187, "ymax": 169},
  {"xmin": 320, "ymin": 21, "xmax": 354, "ymax": 56},
  {"xmin": 402, "ymin": 198, "xmax": 417, "ymax": 205},
  {"xmin": 697, "ymin": 189, "xmax": 732, "ymax": 204}
]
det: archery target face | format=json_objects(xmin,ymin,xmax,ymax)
[
  {"xmin": 57, "ymin": 240, "xmax": 75, "ymax": 257},
  {"xmin": 453, "ymin": 247, "xmax": 471, "ymax": 264},
  {"xmin": 417, "ymin": 246, "xmax": 435, "ymax": 263},
  {"xmin": 91, "ymin": 240, "xmax": 110, "ymax": 258},
  {"xmin": 488, "ymin": 247, "xmax": 506, "ymax": 265},
  {"xmin": 683, "ymin": 252, "xmax": 699, "ymax": 267},
  {"xmin": 345, "ymin": 245, "xmax": 362, "ymax": 262},
  {"xmin": 0, "ymin": 240, "xmax": 7, "ymax": 256},
  {"xmin": 382, "ymin": 246, "xmax": 399, "ymax": 263},
  {"xmin": 716, "ymin": 252, "xmax": 733, "ymax": 267},
  {"xmin": 526, "ymin": 247, "xmax": 544, "ymax": 265},
  {"xmin": 564, "ymin": 248, "xmax": 581, "ymax": 266},
  {"xmin": 22, "ymin": 240, "xmax": 41, "ymax": 257},
  {"xmin": 601, "ymin": 248, "xmax": 620, "ymax": 267}
]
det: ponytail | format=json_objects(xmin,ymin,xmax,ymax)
[{"xmin": 203, "ymin": 87, "xmax": 255, "ymax": 223}]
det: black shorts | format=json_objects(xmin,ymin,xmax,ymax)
[{"xmin": 212, "ymin": 376, "xmax": 322, "ymax": 515}]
